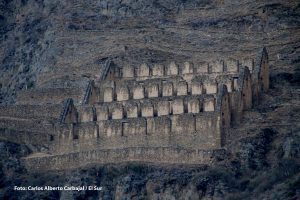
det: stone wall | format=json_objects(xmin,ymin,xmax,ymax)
[
  {"xmin": 76, "ymin": 95, "xmax": 217, "ymax": 122},
  {"xmin": 5, "ymin": 48, "xmax": 269, "ymax": 170},
  {"xmin": 23, "ymin": 147, "xmax": 226, "ymax": 171},
  {"xmin": 96, "ymin": 77, "xmax": 222, "ymax": 103},
  {"xmin": 116, "ymin": 58, "xmax": 260, "ymax": 81},
  {"xmin": 52, "ymin": 111, "xmax": 222, "ymax": 154}
]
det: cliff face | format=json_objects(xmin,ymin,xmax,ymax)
[
  {"xmin": 1, "ymin": 0, "xmax": 299, "ymax": 103},
  {"xmin": 0, "ymin": 0, "xmax": 299, "ymax": 199}
]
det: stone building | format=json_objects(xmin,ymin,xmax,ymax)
[{"xmin": 0, "ymin": 48, "xmax": 269, "ymax": 171}]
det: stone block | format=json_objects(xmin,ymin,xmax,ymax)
[
  {"xmin": 122, "ymin": 65, "xmax": 134, "ymax": 78},
  {"xmin": 137, "ymin": 63, "xmax": 150, "ymax": 77},
  {"xmin": 172, "ymin": 99, "xmax": 184, "ymax": 114},
  {"xmin": 157, "ymin": 101, "xmax": 170, "ymax": 116},
  {"xmin": 146, "ymin": 83, "xmax": 159, "ymax": 98},
  {"xmin": 182, "ymin": 62, "xmax": 194, "ymax": 74},
  {"xmin": 195, "ymin": 62, "xmax": 209, "ymax": 73},
  {"xmin": 116, "ymin": 86, "xmax": 129, "ymax": 101},
  {"xmin": 177, "ymin": 81, "xmax": 188, "ymax": 96},
  {"xmin": 132, "ymin": 85, "xmax": 145, "ymax": 99},
  {"xmin": 203, "ymin": 98, "xmax": 215, "ymax": 112},
  {"xmin": 152, "ymin": 64, "xmax": 164, "ymax": 76},
  {"xmin": 141, "ymin": 102, "xmax": 154, "ymax": 117},
  {"xmin": 191, "ymin": 81, "xmax": 203, "ymax": 95},
  {"xmin": 103, "ymin": 87, "xmax": 114, "ymax": 102},
  {"xmin": 226, "ymin": 59, "xmax": 239, "ymax": 72},
  {"xmin": 111, "ymin": 104, "xmax": 124, "ymax": 119},
  {"xmin": 204, "ymin": 82, "xmax": 218, "ymax": 94},
  {"xmin": 210, "ymin": 60, "xmax": 224, "ymax": 73},
  {"xmin": 78, "ymin": 106, "xmax": 94, "ymax": 122},
  {"xmin": 187, "ymin": 99, "xmax": 200, "ymax": 113},
  {"xmin": 95, "ymin": 105, "xmax": 108, "ymax": 121},
  {"xmin": 166, "ymin": 61, "xmax": 178, "ymax": 75},
  {"xmin": 162, "ymin": 82, "xmax": 173, "ymax": 97},
  {"xmin": 125, "ymin": 103, "xmax": 138, "ymax": 118}
]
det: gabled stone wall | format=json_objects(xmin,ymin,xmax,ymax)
[{"xmin": 0, "ymin": 48, "xmax": 269, "ymax": 171}]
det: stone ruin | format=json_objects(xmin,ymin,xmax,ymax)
[{"xmin": 0, "ymin": 48, "xmax": 269, "ymax": 171}]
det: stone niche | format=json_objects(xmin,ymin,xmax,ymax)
[
  {"xmin": 136, "ymin": 63, "xmax": 150, "ymax": 77},
  {"xmin": 111, "ymin": 104, "xmax": 124, "ymax": 119},
  {"xmin": 177, "ymin": 81, "xmax": 188, "ymax": 96},
  {"xmin": 122, "ymin": 65, "xmax": 134, "ymax": 78},
  {"xmin": 116, "ymin": 86, "xmax": 129, "ymax": 101},
  {"xmin": 203, "ymin": 98, "xmax": 215, "ymax": 112},
  {"xmin": 95, "ymin": 105, "xmax": 108, "ymax": 121},
  {"xmin": 182, "ymin": 62, "xmax": 194, "ymax": 74},
  {"xmin": 187, "ymin": 98, "xmax": 200, "ymax": 113},
  {"xmin": 172, "ymin": 99, "xmax": 184, "ymax": 114},
  {"xmin": 103, "ymin": 87, "xmax": 114, "ymax": 102},
  {"xmin": 141, "ymin": 102, "xmax": 154, "ymax": 117},
  {"xmin": 210, "ymin": 60, "xmax": 224, "ymax": 73},
  {"xmin": 162, "ymin": 82, "xmax": 173, "ymax": 97},
  {"xmin": 166, "ymin": 61, "xmax": 178, "ymax": 75},
  {"xmin": 195, "ymin": 62, "xmax": 209, "ymax": 73},
  {"xmin": 226, "ymin": 59, "xmax": 239, "ymax": 73},
  {"xmin": 125, "ymin": 103, "xmax": 138, "ymax": 118},
  {"xmin": 157, "ymin": 101, "xmax": 170, "ymax": 116},
  {"xmin": 204, "ymin": 82, "xmax": 218, "ymax": 94},
  {"xmin": 191, "ymin": 81, "xmax": 203, "ymax": 95},
  {"xmin": 132, "ymin": 84, "xmax": 145, "ymax": 99},
  {"xmin": 152, "ymin": 64, "xmax": 164, "ymax": 76},
  {"xmin": 146, "ymin": 83, "xmax": 159, "ymax": 98}
]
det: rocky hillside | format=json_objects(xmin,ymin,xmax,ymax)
[
  {"xmin": 0, "ymin": 0, "xmax": 299, "ymax": 199},
  {"xmin": 0, "ymin": 75, "xmax": 299, "ymax": 200},
  {"xmin": 1, "ymin": 0, "xmax": 299, "ymax": 103}
]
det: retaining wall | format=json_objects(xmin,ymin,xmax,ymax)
[{"xmin": 23, "ymin": 147, "xmax": 226, "ymax": 171}]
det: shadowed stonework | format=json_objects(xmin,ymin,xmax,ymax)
[{"xmin": 0, "ymin": 46, "xmax": 269, "ymax": 171}]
